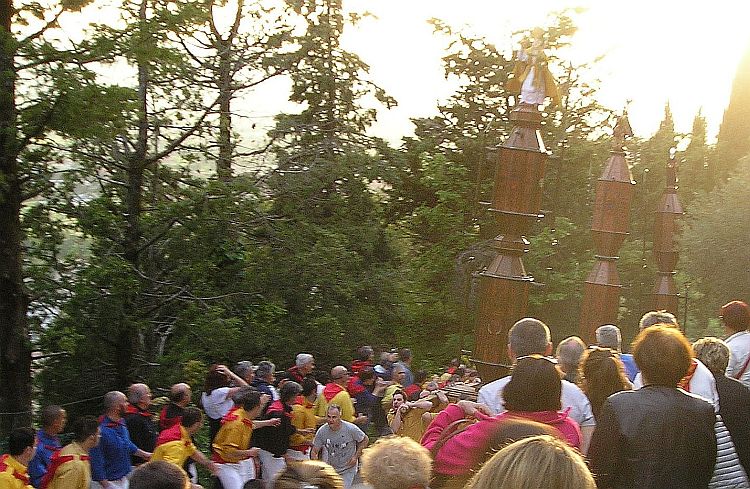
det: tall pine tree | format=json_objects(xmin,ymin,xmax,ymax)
[
  {"xmin": 0, "ymin": 0, "xmax": 125, "ymax": 432},
  {"xmin": 680, "ymin": 109, "xmax": 710, "ymax": 206},
  {"xmin": 37, "ymin": 0, "xmax": 230, "ymax": 398},
  {"xmin": 261, "ymin": 0, "xmax": 402, "ymax": 361}
]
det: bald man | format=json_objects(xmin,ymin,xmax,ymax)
[
  {"xmin": 90, "ymin": 391, "xmax": 151, "ymax": 489},
  {"xmin": 124, "ymin": 383, "xmax": 157, "ymax": 467},
  {"xmin": 159, "ymin": 383, "xmax": 196, "ymax": 483},
  {"xmin": 160, "ymin": 383, "xmax": 193, "ymax": 431},
  {"xmin": 314, "ymin": 366, "xmax": 367, "ymax": 425}
]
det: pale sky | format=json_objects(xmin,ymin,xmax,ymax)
[
  {"xmin": 340, "ymin": 0, "xmax": 750, "ymax": 145},
  {"xmin": 54, "ymin": 0, "xmax": 750, "ymax": 149}
]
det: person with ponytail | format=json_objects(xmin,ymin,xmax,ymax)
[{"xmin": 578, "ymin": 347, "xmax": 631, "ymax": 419}]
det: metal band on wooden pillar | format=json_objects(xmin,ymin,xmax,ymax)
[
  {"xmin": 579, "ymin": 115, "xmax": 635, "ymax": 344},
  {"xmin": 473, "ymin": 28, "xmax": 557, "ymax": 382},
  {"xmin": 652, "ymin": 153, "xmax": 683, "ymax": 315}
]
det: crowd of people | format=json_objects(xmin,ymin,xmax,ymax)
[{"xmin": 3, "ymin": 300, "xmax": 750, "ymax": 489}]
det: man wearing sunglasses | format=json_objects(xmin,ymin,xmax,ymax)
[{"xmin": 477, "ymin": 317, "xmax": 596, "ymax": 454}]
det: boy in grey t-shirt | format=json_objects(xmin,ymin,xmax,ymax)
[{"xmin": 312, "ymin": 404, "xmax": 369, "ymax": 488}]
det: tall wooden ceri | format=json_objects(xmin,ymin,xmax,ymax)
[
  {"xmin": 652, "ymin": 153, "xmax": 683, "ymax": 315},
  {"xmin": 472, "ymin": 27, "xmax": 559, "ymax": 382},
  {"xmin": 579, "ymin": 115, "xmax": 635, "ymax": 344}
]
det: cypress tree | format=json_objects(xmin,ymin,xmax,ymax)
[
  {"xmin": 715, "ymin": 39, "xmax": 750, "ymax": 181},
  {"xmin": 680, "ymin": 109, "xmax": 710, "ymax": 206}
]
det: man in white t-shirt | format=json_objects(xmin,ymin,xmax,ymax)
[
  {"xmin": 311, "ymin": 405, "xmax": 368, "ymax": 489},
  {"xmin": 721, "ymin": 300, "xmax": 750, "ymax": 388},
  {"xmin": 477, "ymin": 318, "xmax": 596, "ymax": 454}
]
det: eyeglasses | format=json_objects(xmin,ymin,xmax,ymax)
[{"xmin": 515, "ymin": 354, "xmax": 558, "ymax": 364}]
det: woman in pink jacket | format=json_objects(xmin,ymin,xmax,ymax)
[{"xmin": 421, "ymin": 355, "xmax": 581, "ymax": 487}]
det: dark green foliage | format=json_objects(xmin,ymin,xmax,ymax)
[
  {"xmin": 680, "ymin": 157, "xmax": 750, "ymax": 337},
  {"xmin": 259, "ymin": 0, "xmax": 405, "ymax": 366},
  {"xmin": 680, "ymin": 110, "xmax": 712, "ymax": 205},
  {"xmin": 7, "ymin": 1, "xmax": 750, "ymax": 423},
  {"xmin": 1, "ymin": 0, "xmax": 138, "ymax": 433},
  {"xmin": 35, "ymin": 0, "xmax": 292, "ymax": 405},
  {"xmin": 380, "ymin": 19, "xmax": 515, "ymax": 360}
]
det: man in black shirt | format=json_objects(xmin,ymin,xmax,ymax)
[{"xmin": 124, "ymin": 383, "xmax": 157, "ymax": 466}]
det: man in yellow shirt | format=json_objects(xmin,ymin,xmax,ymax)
[
  {"xmin": 315, "ymin": 366, "xmax": 367, "ymax": 425},
  {"xmin": 380, "ymin": 365, "xmax": 406, "ymax": 411},
  {"xmin": 289, "ymin": 377, "xmax": 319, "ymax": 460},
  {"xmin": 211, "ymin": 387, "xmax": 277, "ymax": 489},
  {"xmin": 386, "ymin": 391, "xmax": 434, "ymax": 442},
  {"xmin": 42, "ymin": 416, "xmax": 100, "ymax": 489},
  {"xmin": 153, "ymin": 407, "xmax": 217, "ymax": 483},
  {"xmin": 0, "ymin": 427, "xmax": 36, "ymax": 489}
]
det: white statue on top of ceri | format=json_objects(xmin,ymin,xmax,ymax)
[{"xmin": 507, "ymin": 27, "xmax": 560, "ymax": 107}]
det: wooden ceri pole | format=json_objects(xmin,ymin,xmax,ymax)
[
  {"xmin": 652, "ymin": 152, "xmax": 683, "ymax": 316},
  {"xmin": 579, "ymin": 114, "xmax": 635, "ymax": 344},
  {"xmin": 473, "ymin": 28, "xmax": 558, "ymax": 382}
]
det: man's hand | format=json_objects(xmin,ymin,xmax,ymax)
[
  {"xmin": 244, "ymin": 447, "xmax": 260, "ymax": 458},
  {"xmin": 253, "ymin": 418, "xmax": 279, "ymax": 428},
  {"xmin": 207, "ymin": 462, "xmax": 219, "ymax": 476},
  {"xmin": 345, "ymin": 455, "xmax": 358, "ymax": 469},
  {"xmin": 373, "ymin": 378, "xmax": 390, "ymax": 396},
  {"xmin": 135, "ymin": 449, "xmax": 152, "ymax": 460},
  {"xmin": 436, "ymin": 390, "xmax": 449, "ymax": 404},
  {"xmin": 354, "ymin": 414, "xmax": 368, "ymax": 425},
  {"xmin": 457, "ymin": 400, "xmax": 491, "ymax": 417}
]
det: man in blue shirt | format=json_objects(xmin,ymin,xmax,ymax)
[
  {"xmin": 252, "ymin": 361, "xmax": 279, "ymax": 400},
  {"xmin": 89, "ymin": 391, "xmax": 152, "ymax": 488},
  {"xmin": 595, "ymin": 324, "xmax": 638, "ymax": 381},
  {"xmin": 28, "ymin": 405, "xmax": 66, "ymax": 488},
  {"xmin": 395, "ymin": 348, "xmax": 414, "ymax": 388}
]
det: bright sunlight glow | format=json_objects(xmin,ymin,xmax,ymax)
[
  {"xmin": 342, "ymin": 0, "xmax": 750, "ymax": 144},
  {"xmin": 55, "ymin": 0, "xmax": 750, "ymax": 146}
]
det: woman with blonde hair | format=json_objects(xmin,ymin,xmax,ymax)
[
  {"xmin": 272, "ymin": 460, "xmax": 343, "ymax": 489},
  {"xmin": 360, "ymin": 436, "xmax": 432, "ymax": 489},
  {"xmin": 465, "ymin": 435, "xmax": 594, "ymax": 489}
]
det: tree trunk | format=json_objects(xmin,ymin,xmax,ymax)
[
  {"xmin": 216, "ymin": 39, "xmax": 233, "ymax": 181},
  {"xmin": 0, "ymin": 0, "xmax": 33, "ymax": 435},
  {"xmin": 114, "ymin": 0, "xmax": 150, "ymax": 386}
]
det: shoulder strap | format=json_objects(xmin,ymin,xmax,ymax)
[
  {"xmin": 40, "ymin": 451, "xmax": 73, "ymax": 489},
  {"xmin": 733, "ymin": 353, "xmax": 750, "ymax": 380},
  {"xmin": 429, "ymin": 418, "xmax": 475, "ymax": 458}
]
